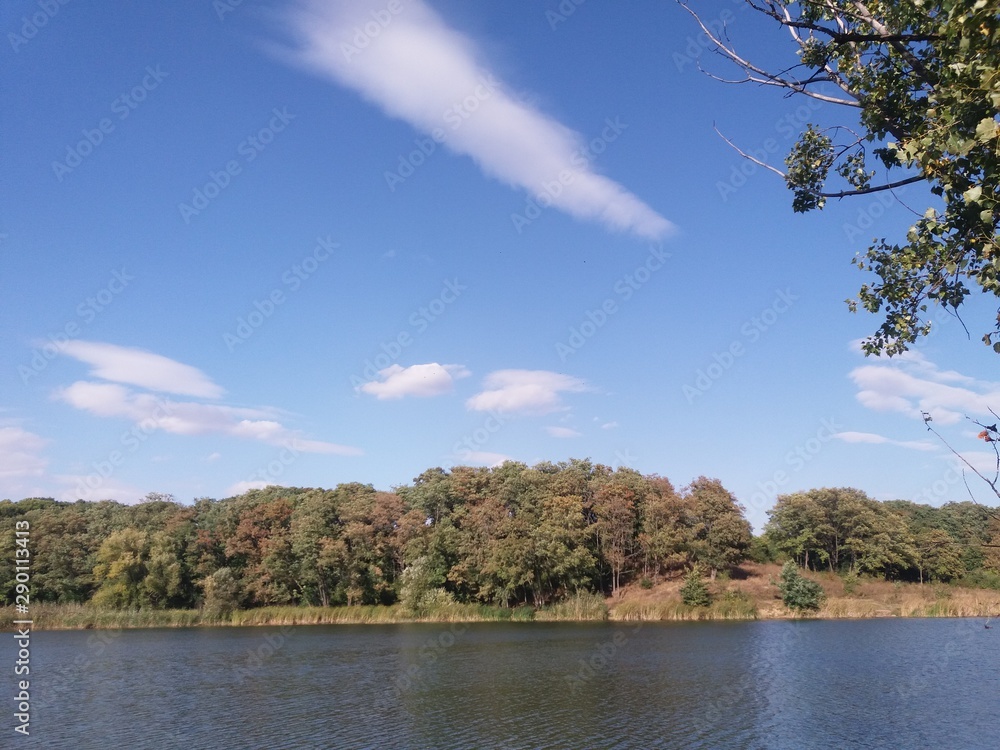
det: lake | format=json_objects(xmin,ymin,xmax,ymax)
[{"xmin": 9, "ymin": 619, "xmax": 998, "ymax": 749}]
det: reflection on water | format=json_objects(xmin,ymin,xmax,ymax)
[{"xmin": 7, "ymin": 619, "xmax": 997, "ymax": 749}]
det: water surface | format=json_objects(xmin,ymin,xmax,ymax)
[{"xmin": 8, "ymin": 619, "xmax": 998, "ymax": 749}]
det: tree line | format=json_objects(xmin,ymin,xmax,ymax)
[
  {"xmin": 764, "ymin": 487, "xmax": 999, "ymax": 584},
  {"xmin": 2, "ymin": 461, "xmax": 998, "ymax": 611}
]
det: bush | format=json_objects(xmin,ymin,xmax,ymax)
[
  {"xmin": 201, "ymin": 568, "xmax": 242, "ymax": 618},
  {"xmin": 778, "ymin": 561, "xmax": 824, "ymax": 611},
  {"xmin": 680, "ymin": 566, "xmax": 711, "ymax": 607},
  {"xmin": 399, "ymin": 557, "xmax": 454, "ymax": 614},
  {"xmin": 841, "ymin": 570, "xmax": 860, "ymax": 595},
  {"xmin": 959, "ymin": 569, "xmax": 1000, "ymax": 591},
  {"xmin": 640, "ymin": 577, "xmax": 654, "ymax": 590}
]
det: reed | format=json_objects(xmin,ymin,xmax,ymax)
[
  {"xmin": 534, "ymin": 593, "xmax": 608, "ymax": 621},
  {"xmin": 8, "ymin": 573, "xmax": 1000, "ymax": 630}
]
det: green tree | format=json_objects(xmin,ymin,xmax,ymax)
[
  {"xmin": 765, "ymin": 492, "xmax": 832, "ymax": 570},
  {"xmin": 200, "ymin": 567, "xmax": 243, "ymax": 617},
  {"xmin": 637, "ymin": 477, "xmax": 691, "ymax": 578},
  {"xmin": 680, "ymin": 564, "xmax": 711, "ymax": 607},
  {"xmin": 681, "ymin": 0, "xmax": 1000, "ymax": 354},
  {"xmin": 143, "ymin": 532, "xmax": 185, "ymax": 607},
  {"xmin": 778, "ymin": 560, "xmax": 825, "ymax": 611},
  {"xmin": 914, "ymin": 528, "xmax": 965, "ymax": 582},
  {"xmin": 767, "ymin": 487, "xmax": 917, "ymax": 577},
  {"xmin": 290, "ymin": 490, "xmax": 344, "ymax": 607},
  {"xmin": 225, "ymin": 497, "xmax": 297, "ymax": 605},
  {"xmin": 684, "ymin": 477, "xmax": 752, "ymax": 578},
  {"xmin": 92, "ymin": 528, "xmax": 151, "ymax": 608},
  {"xmin": 591, "ymin": 470, "xmax": 642, "ymax": 596},
  {"xmin": 530, "ymin": 492, "xmax": 598, "ymax": 603}
]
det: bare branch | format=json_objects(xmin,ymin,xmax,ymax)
[
  {"xmin": 677, "ymin": 2, "xmax": 861, "ymax": 107},
  {"xmin": 922, "ymin": 417, "xmax": 1000, "ymax": 520},
  {"xmin": 713, "ymin": 125, "xmax": 787, "ymax": 178}
]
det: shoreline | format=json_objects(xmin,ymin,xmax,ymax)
[
  {"xmin": 6, "ymin": 600, "xmax": 998, "ymax": 631},
  {"xmin": 8, "ymin": 564, "xmax": 999, "ymax": 631}
]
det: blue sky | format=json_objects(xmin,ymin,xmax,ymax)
[{"xmin": 3, "ymin": 0, "xmax": 1000, "ymax": 530}]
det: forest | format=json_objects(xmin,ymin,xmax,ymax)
[{"xmin": 2, "ymin": 459, "xmax": 999, "ymax": 613}]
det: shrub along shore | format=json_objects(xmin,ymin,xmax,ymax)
[{"xmin": 8, "ymin": 565, "xmax": 999, "ymax": 630}]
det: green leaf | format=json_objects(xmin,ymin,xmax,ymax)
[{"xmin": 975, "ymin": 118, "xmax": 997, "ymax": 143}]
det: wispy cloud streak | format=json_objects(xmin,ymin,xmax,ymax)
[{"xmin": 278, "ymin": 0, "xmax": 673, "ymax": 239}]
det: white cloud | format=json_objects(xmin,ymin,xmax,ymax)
[
  {"xmin": 59, "ymin": 340, "xmax": 224, "ymax": 398},
  {"xmin": 206, "ymin": 452, "xmax": 222, "ymax": 462},
  {"xmin": 546, "ymin": 426, "xmax": 581, "ymax": 438},
  {"xmin": 279, "ymin": 0, "xmax": 673, "ymax": 240},
  {"xmin": 953, "ymin": 450, "xmax": 1000, "ymax": 476},
  {"xmin": 832, "ymin": 431, "xmax": 936, "ymax": 452},
  {"xmin": 54, "ymin": 474, "xmax": 146, "ymax": 504},
  {"xmin": 358, "ymin": 363, "xmax": 470, "ymax": 400},
  {"xmin": 55, "ymin": 381, "xmax": 361, "ymax": 456},
  {"xmin": 849, "ymin": 354, "xmax": 1000, "ymax": 425},
  {"xmin": 453, "ymin": 450, "xmax": 513, "ymax": 467},
  {"xmin": 0, "ymin": 427, "xmax": 48, "ymax": 484},
  {"xmin": 466, "ymin": 370, "xmax": 589, "ymax": 415},
  {"xmin": 601, "ymin": 421, "xmax": 619, "ymax": 430}
]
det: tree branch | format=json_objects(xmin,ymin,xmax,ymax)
[
  {"xmin": 677, "ymin": 1, "xmax": 861, "ymax": 107},
  {"xmin": 713, "ymin": 125, "xmax": 786, "ymax": 178},
  {"xmin": 921, "ymin": 414, "xmax": 1000, "ymax": 520},
  {"xmin": 818, "ymin": 174, "xmax": 926, "ymax": 198}
]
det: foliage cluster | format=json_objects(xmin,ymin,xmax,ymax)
[
  {"xmin": 0, "ymin": 460, "xmax": 751, "ymax": 611},
  {"xmin": 764, "ymin": 487, "xmax": 999, "ymax": 581},
  {"xmin": 684, "ymin": 0, "xmax": 1000, "ymax": 353}
]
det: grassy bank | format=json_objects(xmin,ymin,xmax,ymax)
[
  {"xmin": 3, "ymin": 595, "xmax": 606, "ymax": 630},
  {"xmin": 7, "ymin": 564, "xmax": 1000, "ymax": 630},
  {"xmin": 609, "ymin": 562, "xmax": 1000, "ymax": 621}
]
